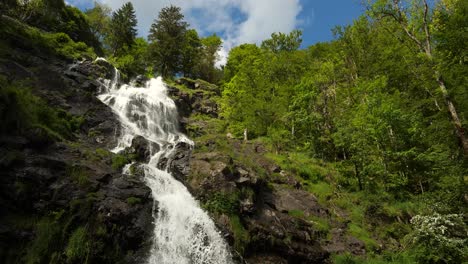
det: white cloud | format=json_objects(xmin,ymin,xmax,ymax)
[{"xmin": 70, "ymin": 0, "xmax": 302, "ymax": 65}]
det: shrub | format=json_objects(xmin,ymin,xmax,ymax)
[
  {"xmin": 406, "ymin": 213, "xmax": 467, "ymax": 263},
  {"xmin": 111, "ymin": 154, "xmax": 131, "ymax": 170},
  {"xmin": 202, "ymin": 192, "xmax": 239, "ymax": 215}
]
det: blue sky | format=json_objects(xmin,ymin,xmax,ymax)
[
  {"xmin": 69, "ymin": 0, "xmax": 364, "ymax": 62},
  {"xmin": 298, "ymin": 0, "xmax": 364, "ymax": 47}
]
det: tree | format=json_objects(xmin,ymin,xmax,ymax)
[
  {"xmin": 148, "ymin": 5, "xmax": 188, "ymax": 78},
  {"xmin": 368, "ymin": 0, "xmax": 468, "ymax": 156},
  {"xmin": 223, "ymin": 44, "xmax": 260, "ymax": 82},
  {"xmin": 261, "ymin": 30, "xmax": 302, "ymax": 53},
  {"xmin": 109, "ymin": 37, "xmax": 150, "ymax": 80},
  {"xmin": 180, "ymin": 29, "xmax": 202, "ymax": 78},
  {"xmin": 196, "ymin": 34, "xmax": 223, "ymax": 83},
  {"xmin": 85, "ymin": 1, "xmax": 111, "ymax": 44},
  {"xmin": 108, "ymin": 2, "xmax": 137, "ymax": 55}
]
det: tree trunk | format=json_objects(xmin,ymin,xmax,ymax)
[{"xmin": 436, "ymin": 75, "xmax": 468, "ymax": 155}]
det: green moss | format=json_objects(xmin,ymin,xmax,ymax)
[
  {"xmin": 126, "ymin": 197, "xmax": 142, "ymax": 205},
  {"xmin": 288, "ymin": 209, "xmax": 305, "ymax": 218},
  {"xmin": 65, "ymin": 227, "xmax": 90, "ymax": 263},
  {"xmin": 95, "ymin": 148, "xmax": 111, "ymax": 159},
  {"xmin": 87, "ymin": 129, "xmax": 101, "ymax": 138},
  {"xmin": 229, "ymin": 215, "xmax": 250, "ymax": 254}
]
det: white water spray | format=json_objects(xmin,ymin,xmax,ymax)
[{"xmin": 97, "ymin": 63, "xmax": 233, "ymax": 264}]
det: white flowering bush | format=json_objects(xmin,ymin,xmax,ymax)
[{"xmin": 407, "ymin": 213, "xmax": 467, "ymax": 263}]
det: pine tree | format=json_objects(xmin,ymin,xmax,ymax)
[
  {"xmin": 108, "ymin": 2, "xmax": 137, "ymax": 55},
  {"xmin": 148, "ymin": 5, "xmax": 188, "ymax": 78}
]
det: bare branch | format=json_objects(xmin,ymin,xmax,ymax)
[{"xmin": 422, "ymin": 0, "xmax": 432, "ymax": 57}]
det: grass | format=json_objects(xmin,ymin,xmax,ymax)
[
  {"xmin": 332, "ymin": 252, "xmax": 416, "ymax": 264},
  {"xmin": 304, "ymin": 181, "xmax": 334, "ymax": 203},
  {"xmin": 65, "ymin": 227, "xmax": 90, "ymax": 263},
  {"xmin": 348, "ymin": 223, "xmax": 379, "ymax": 251},
  {"xmin": 25, "ymin": 217, "xmax": 62, "ymax": 264},
  {"xmin": 68, "ymin": 166, "xmax": 89, "ymax": 187},
  {"xmin": 308, "ymin": 215, "xmax": 331, "ymax": 234}
]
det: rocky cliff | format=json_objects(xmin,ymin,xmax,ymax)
[{"xmin": 0, "ymin": 19, "xmax": 154, "ymax": 263}]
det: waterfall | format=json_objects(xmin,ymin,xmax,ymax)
[{"xmin": 96, "ymin": 64, "xmax": 233, "ymax": 264}]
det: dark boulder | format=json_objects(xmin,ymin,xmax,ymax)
[{"xmin": 167, "ymin": 141, "xmax": 192, "ymax": 182}]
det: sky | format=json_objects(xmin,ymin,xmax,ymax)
[{"xmin": 68, "ymin": 0, "xmax": 364, "ymax": 64}]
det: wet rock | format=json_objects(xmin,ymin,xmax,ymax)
[
  {"xmin": 94, "ymin": 58, "xmax": 116, "ymax": 79},
  {"xmin": 132, "ymin": 75, "xmax": 149, "ymax": 87},
  {"xmin": 130, "ymin": 136, "xmax": 153, "ymax": 162},
  {"xmin": 167, "ymin": 141, "xmax": 192, "ymax": 182}
]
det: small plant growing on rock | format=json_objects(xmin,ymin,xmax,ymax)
[{"xmin": 126, "ymin": 197, "xmax": 142, "ymax": 205}]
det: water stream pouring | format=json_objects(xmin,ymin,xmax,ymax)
[{"xmin": 96, "ymin": 61, "xmax": 233, "ymax": 264}]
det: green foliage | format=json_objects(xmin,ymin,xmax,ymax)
[
  {"xmin": 107, "ymin": 2, "xmax": 137, "ymax": 55},
  {"xmin": 348, "ymin": 223, "xmax": 379, "ymax": 251},
  {"xmin": 181, "ymin": 29, "xmax": 202, "ymax": 77},
  {"xmin": 65, "ymin": 227, "xmax": 90, "ymax": 263},
  {"xmin": 288, "ymin": 209, "xmax": 305, "ymax": 218},
  {"xmin": 148, "ymin": 5, "xmax": 188, "ymax": 78},
  {"xmin": 203, "ymin": 192, "xmax": 239, "ymax": 215},
  {"xmin": 0, "ymin": 15, "xmax": 95, "ymax": 59},
  {"xmin": 0, "ymin": 76, "xmax": 84, "ymax": 140},
  {"xmin": 229, "ymin": 215, "xmax": 250, "ymax": 254},
  {"xmin": 3, "ymin": 0, "xmax": 102, "ymax": 54},
  {"xmin": 406, "ymin": 213, "xmax": 467, "ymax": 263},
  {"xmin": 85, "ymin": 2, "xmax": 111, "ymax": 44},
  {"xmin": 109, "ymin": 37, "xmax": 150, "ymax": 79},
  {"xmin": 195, "ymin": 34, "xmax": 223, "ymax": 83},
  {"xmin": 68, "ymin": 166, "xmax": 89, "ymax": 187},
  {"xmin": 24, "ymin": 217, "xmax": 62, "ymax": 264},
  {"xmin": 332, "ymin": 252, "xmax": 415, "ymax": 264},
  {"xmin": 111, "ymin": 154, "xmax": 131, "ymax": 170},
  {"xmin": 308, "ymin": 215, "xmax": 331, "ymax": 234},
  {"xmin": 261, "ymin": 30, "xmax": 302, "ymax": 53}
]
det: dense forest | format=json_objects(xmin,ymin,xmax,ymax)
[{"xmin": 0, "ymin": 0, "xmax": 466, "ymax": 263}]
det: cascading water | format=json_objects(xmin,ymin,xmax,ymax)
[{"xmin": 96, "ymin": 61, "xmax": 233, "ymax": 264}]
